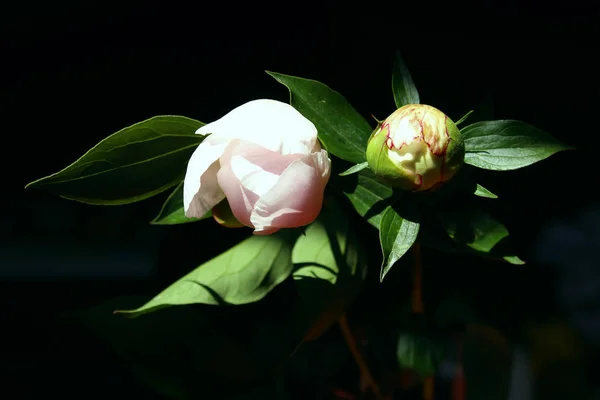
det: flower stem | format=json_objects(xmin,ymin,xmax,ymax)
[
  {"xmin": 411, "ymin": 244, "xmax": 434, "ymax": 400},
  {"xmin": 452, "ymin": 338, "xmax": 465, "ymax": 400},
  {"xmin": 338, "ymin": 313, "xmax": 383, "ymax": 400}
]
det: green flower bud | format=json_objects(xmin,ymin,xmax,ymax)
[{"xmin": 366, "ymin": 104, "xmax": 465, "ymax": 191}]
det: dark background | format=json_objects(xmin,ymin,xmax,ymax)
[{"xmin": 2, "ymin": 0, "xmax": 599, "ymax": 398}]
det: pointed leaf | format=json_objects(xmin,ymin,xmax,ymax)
[
  {"xmin": 392, "ymin": 51, "xmax": 420, "ymax": 107},
  {"xmin": 117, "ymin": 230, "xmax": 300, "ymax": 316},
  {"xmin": 292, "ymin": 203, "xmax": 368, "ymax": 341},
  {"xmin": 342, "ymin": 169, "xmax": 394, "ymax": 229},
  {"xmin": 26, "ymin": 116, "xmax": 205, "ymax": 205},
  {"xmin": 419, "ymin": 217, "xmax": 525, "ymax": 264},
  {"xmin": 474, "ymin": 183, "xmax": 498, "ymax": 199},
  {"xmin": 503, "ymin": 255, "xmax": 525, "ymax": 265},
  {"xmin": 462, "ymin": 120, "xmax": 572, "ymax": 170},
  {"xmin": 267, "ymin": 71, "xmax": 372, "ymax": 164},
  {"xmin": 339, "ymin": 161, "xmax": 369, "ymax": 176},
  {"xmin": 379, "ymin": 207, "xmax": 420, "ymax": 281},
  {"xmin": 438, "ymin": 210, "xmax": 508, "ymax": 253},
  {"xmin": 151, "ymin": 182, "xmax": 211, "ymax": 225}
]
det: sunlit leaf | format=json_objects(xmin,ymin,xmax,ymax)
[
  {"xmin": 26, "ymin": 116, "xmax": 204, "ymax": 204},
  {"xmin": 462, "ymin": 120, "xmax": 572, "ymax": 170}
]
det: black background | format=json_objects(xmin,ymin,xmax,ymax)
[{"xmin": 2, "ymin": 0, "xmax": 599, "ymax": 398}]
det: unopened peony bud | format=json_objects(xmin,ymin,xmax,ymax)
[{"xmin": 366, "ymin": 104, "xmax": 464, "ymax": 191}]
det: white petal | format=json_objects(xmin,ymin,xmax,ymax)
[
  {"xmin": 217, "ymin": 139, "xmax": 305, "ymax": 227},
  {"xmin": 250, "ymin": 153, "xmax": 330, "ymax": 235},
  {"xmin": 229, "ymin": 155, "xmax": 280, "ymax": 197},
  {"xmin": 183, "ymin": 141, "xmax": 228, "ymax": 218},
  {"xmin": 195, "ymin": 99, "xmax": 317, "ymax": 155}
]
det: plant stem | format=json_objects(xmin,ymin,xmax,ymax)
[
  {"xmin": 452, "ymin": 338, "xmax": 465, "ymax": 400},
  {"xmin": 423, "ymin": 377, "xmax": 435, "ymax": 400},
  {"xmin": 411, "ymin": 244, "xmax": 434, "ymax": 400},
  {"xmin": 338, "ymin": 313, "xmax": 383, "ymax": 400}
]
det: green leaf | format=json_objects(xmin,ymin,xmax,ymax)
[
  {"xmin": 379, "ymin": 207, "xmax": 420, "ymax": 281},
  {"xmin": 292, "ymin": 202, "xmax": 368, "ymax": 341},
  {"xmin": 396, "ymin": 333, "xmax": 445, "ymax": 378},
  {"xmin": 474, "ymin": 183, "xmax": 498, "ymax": 199},
  {"xmin": 503, "ymin": 255, "xmax": 525, "ymax": 265},
  {"xmin": 341, "ymin": 169, "xmax": 394, "ymax": 229},
  {"xmin": 266, "ymin": 71, "xmax": 373, "ymax": 164},
  {"xmin": 455, "ymin": 110, "xmax": 474, "ymax": 126},
  {"xmin": 438, "ymin": 210, "xmax": 508, "ymax": 253},
  {"xmin": 339, "ymin": 161, "xmax": 369, "ymax": 176},
  {"xmin": 26, "ymin": 116, "xmax": 205, "ymax": 205},
  {"xmin": 419, "ymin": 216, "xmax": 525, "ymax": 264},
  {"xmin": 151, "ymin": 182, "xmax": 211, "ymax": 225},
  {"xmin": 118, "ymin": 230, "xmax": 300, "ymax": 316},
  {"xmin": 392, "ymin": 51, "xmax": 420, "ymax": 108},
  {"xmin": 462, "ymin": 120, "xmax": 572, "ymax": 170}
]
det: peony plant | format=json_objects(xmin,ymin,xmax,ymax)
[{"xmin": 25, "ymin": 51, "xmax": 572, "ymax": 399}]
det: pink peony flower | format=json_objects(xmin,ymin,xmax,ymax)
[{"xmin": 183, "ymin": 99, "xmax": 331, "ymax": 235}]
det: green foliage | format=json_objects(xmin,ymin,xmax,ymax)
[
  {"xmin": 455, "ymin": 110, "xmax": 474, "ymax": 126},
  {"xmin": 26, "ymin": 116, "xmax": 204, "ymax": 204},
  {"xmin": 338, "ymin": 161, "xmax": 369, "ymax": 176},
  {"xmin": 392, "ymin": 51, "xmax": 420, "ymax": 107},
  {"xmin": 292, "ymin": 202, "xmax": 368, "ymax": 341},
  {"xmin": 341, "ymin": 169, "xmax": 394, "ymax": 229},
  {"xmin": 379, "ymin": 206, "xmax": 420, "ymax": 281},
  {"xmin": 151, "ymin": 182, "xmax": 211, "ymax": 225},
  {"xmin": 118, "ymin": 230, "xmax": 300, "ymax": 316},
  {"xmin": 462, "ymin": 120, "xmax": 572, "ymax": 170},
  {"xmin": 474, "ymin": 183, "xmax": 498, "ymax": 199},
  {"xmin": 438, "ymin": 209, "xmax": 508, "ymax": 253},
  {"xmin": 25, "ymin": 49, "xmax": 576, "ymax": 399},
  {"xmin": 267, "ymin": 71, "xmax": 373, "ymax": 165}
]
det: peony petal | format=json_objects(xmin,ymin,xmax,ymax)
[
  {"xmin": 250, "ymin": 150, "xmax": 331, "ymax": 235},
  {"xmin": 217, "ymin": 140, "xmax": 304, "ymax": 227},
  {"xmin": 196, "ymin": 99, "xmax": 318, "ymax": 156},
  {"xmin": 183, "ymin": 141, "xmax": 229, "ymax": 218},
  {"xmin": 224, "ymin": 140, "xmax": 303, "ymax": 192},
  {"xmin": 216, "ymin": 162, "xmax": 256, "ymax": 228}
]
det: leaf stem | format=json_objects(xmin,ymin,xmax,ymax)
[{"xmin": 338, "ymin": 313, "xmax": 383, "ymax": 400}]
